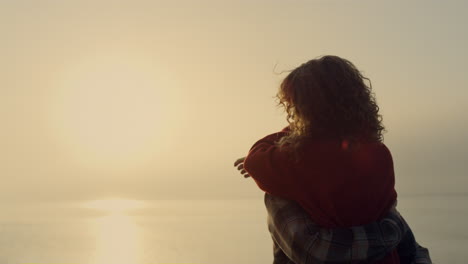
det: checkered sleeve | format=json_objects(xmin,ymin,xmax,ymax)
[
  {"xmin": 391, "ymin": 208, "xmax": 432, "ymax": 264},
  {"xmin": 265, "ymin": 193, "xmax": 432, "ymax": 264}
]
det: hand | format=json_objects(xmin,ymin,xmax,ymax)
[{"xmin": 234, "ymin": 157, "xmax": 250, "ymax": 178}]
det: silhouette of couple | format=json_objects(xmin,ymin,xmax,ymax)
[{"xmin": 234, "ymin": 56, "xmax": 431, "ymax": 264}]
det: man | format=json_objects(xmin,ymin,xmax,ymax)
[
  {"xmin": 234, "ymin": 157, "xmax": 432, "ymax": 264},
  {"xmin": 265, "ymin": 193, "xmax": 431, "ymax": 264}
]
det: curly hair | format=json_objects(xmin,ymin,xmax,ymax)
[{"xmin": 275, "ymin": 55, "xmax": 385, "ymax": 156}]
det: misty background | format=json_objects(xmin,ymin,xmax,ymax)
[{"xmin": 1, "ymin": 0, "xmax": 467, "ymax": 202}]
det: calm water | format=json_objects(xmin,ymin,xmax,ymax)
[{"xmin": 0, "ymin": 195, "xmax": 466, "ymax": 264}]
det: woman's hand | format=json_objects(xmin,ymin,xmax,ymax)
[{"xmin": 234, "ymin": 157, "xmax": 250, "ymax": 178}]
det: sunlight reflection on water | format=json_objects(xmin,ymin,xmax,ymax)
[
  {"xmin": 81, "ymin": 198, "xmax": 145, "ymax": 264},
  {"xmin": 92, "ymin": 213, "xmax": 141, "ymax": 264},
  {"xmin": 0, "ymin": 196, "xmax": 466, "ymax": 263}
]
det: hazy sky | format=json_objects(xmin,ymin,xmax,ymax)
[{"xmin": 1, "ymin": 0, "xmax": 467, "ymax": 202}]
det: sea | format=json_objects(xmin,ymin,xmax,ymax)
[{"xmin": 0, "ymin": 194, "xmax": 466, "ymax": 264}]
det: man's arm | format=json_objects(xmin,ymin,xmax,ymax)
[
  {"xmin": 265, "ymin": 193, "xmax": 432, "ymax": 264},
  {"xmin": 389, "ymin": 206, "xmax": 432, "ymax": 264}
]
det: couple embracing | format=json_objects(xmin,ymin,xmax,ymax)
[{"xmin": 234, "ymin": 55, "xmax": 431, "ymax": 264}]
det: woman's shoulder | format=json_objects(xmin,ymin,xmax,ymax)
[
  {"xmin": 350, "ymin": 140, "xmax": 394, "ymax": 168},
  {"xmin": 362, "ymin": 141, "xmax": 392, "ymax": 157},
  {"xmin": 350, "ymin": 139, "xmax": 390, "ymax": 151},
  {"xmin": 298, "ymin": 137, "xmax": 393, "ymax": 160}
]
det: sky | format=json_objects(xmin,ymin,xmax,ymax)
[{"xmin": 1, "ymin": 0, "xmax": 467, "ymax": 202}]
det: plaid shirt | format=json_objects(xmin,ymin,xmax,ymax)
[{"xmin": 265, "ymin": 193, "xmax": 432, "ymax": 264}]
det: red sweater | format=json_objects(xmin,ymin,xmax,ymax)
[{"xmin": 244, "ymin": 128, "xmax": 399, "ymax": 263}]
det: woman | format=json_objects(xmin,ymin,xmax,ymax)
[{"xmin": 234, "ymin": 56, "xmax": 430, "ymax": 263}]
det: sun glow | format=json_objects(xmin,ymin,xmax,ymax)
[{"xmin": 48, "ymin": 53, "xmax": 181, "ymax": 171}]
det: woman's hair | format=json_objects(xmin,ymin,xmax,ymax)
[{"xmin": 275, "ymin": 55, "xmax": 385, "ymax": 155}]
